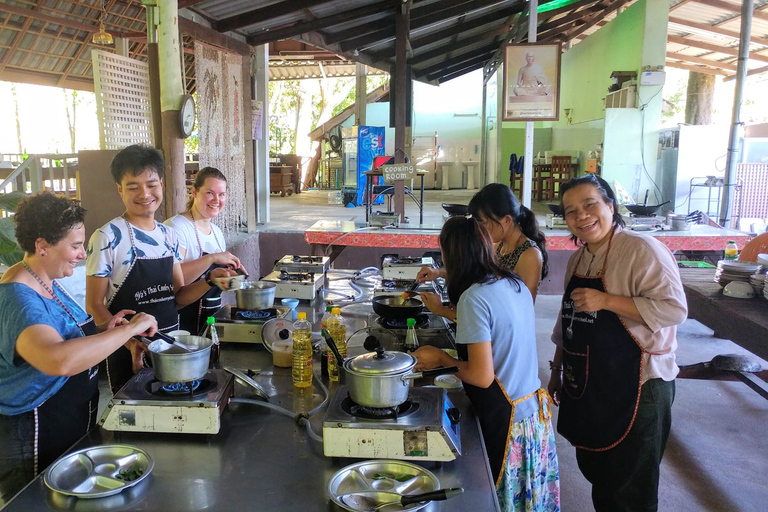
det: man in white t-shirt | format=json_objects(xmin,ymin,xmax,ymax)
[{"xmin": 85, "ymin": 145, "xmax": 235, "ymax": 393}]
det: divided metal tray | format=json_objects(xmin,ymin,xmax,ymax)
[
  {"xmin": 44, "ymin": 445, "xmax": 153, "ymax": 499},
  {"xmin": 328, "ymin": 460, "xmax": 439, "ymax": 512}
]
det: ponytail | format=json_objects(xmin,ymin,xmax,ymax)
[{"xmin": 517, "ymin": 205, "xmax": 549, "ymax": 278}]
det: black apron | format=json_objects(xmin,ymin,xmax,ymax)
[
  {"xmin": 457, "ymin": 345, "xmax": 549, "ymax": 488},
  {"xmin": 558, "ymin": 232, "xmax": 644, "ymax": 451},
  {"xmin": 35, "ymin": 310, "xmax": 99, "ymax": 474},
  {"xmin": 178, "ymin": 216, "xmax": 224, "ymax": 335},
  {"xmin": 105, "ymin": 218, "xmax": 179, "ymax": 394}
]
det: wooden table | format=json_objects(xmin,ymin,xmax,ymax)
[{"xmin": 269, "ymin": 165, "xmax": 293, "ymax": 196}]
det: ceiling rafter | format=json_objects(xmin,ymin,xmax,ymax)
[
  {"xmin": 418, "ymin": 44, "xmax": 497, "ymax": 79},
  {"xmin": 214, "ymin": 0, "xmax": 333, "ymax": 34},
  {"xmin": 668, "ymin": 34, "xmax": 768, "ymax": 64},
  {"xmin": 669, "ymin": 16, "xmax": 768, "ymax": 48},
  {"xmin": 426, "ymin": 50, "xmax": 495, "ymax": 80},
  {"xmin": 561, "ymin": 0, "xmax": 631, "ymax": 42},
  {"xmin": 666, "ymin": 51, "xmax": 737, "ymax": 71},
  {"xmin": 408, "ymin": 24, "xmax": 510, "ymax": 66},
  {"xmin": 665, "ymin": 60, "xmax": 732, "ymax": 75}
]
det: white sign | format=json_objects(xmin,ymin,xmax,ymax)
[
  {"xmin": 251, "ymin": 100, "xmax": 263, "ymax": 140},
  {"xmin": 380, "ymin": 164, "xmax": 415, "ymax": 182}
]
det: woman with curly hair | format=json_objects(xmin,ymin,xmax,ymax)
[{"xmin": 0, "ymin": 193, "xmax": 157, "ymax": 504}]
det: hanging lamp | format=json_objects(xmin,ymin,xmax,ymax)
[{"xmin": 92, "ymin": 0, "xmax": 113, "ymax": 45}]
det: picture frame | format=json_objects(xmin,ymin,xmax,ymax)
[{"xmin": 502, "ymin": 42, "xmax": 562, "ymax": 122}]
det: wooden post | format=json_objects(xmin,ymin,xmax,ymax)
[
  {"xmin": 243, "ymin": 53, "xmax": 257, "ymax": 233},
  {"xmin": 143, "ymin": 3, "xmax": 163, "ymax": 150},
  {"xmin": 253, "ymin": 44, "xmax": 270, "ymax": 224},
  {"xmin": 394, "ymin": 0, "xmax": 411, "ymax": 223},
  {"xmin": 355, "ymin": 62, "xmax": 367, "ymax": 126},
  {"xmin": 156, "ymin": 0, "xmax": 185, "ymax": 219}
]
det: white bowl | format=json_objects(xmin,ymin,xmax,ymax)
[
  {"xmin": 758, "ymin": 253, "xmax": 768, "ymax": 266},
  {"xmin": 723, "ymin": 281, "xmax": 756, "ymax": 299}
]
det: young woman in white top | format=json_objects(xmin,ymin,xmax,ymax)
[{"xmin": 165, "ymin": 167, "xmax": 243, "ymax": 333}]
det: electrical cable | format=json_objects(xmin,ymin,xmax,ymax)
[{"xmin": 637, "ymin": 87, "xmax": 664, "ymax": 204}]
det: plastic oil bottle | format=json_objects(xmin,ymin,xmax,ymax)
[
  {"xmin": 404, "ymin": 318, "xmax": 419, "ymax": 352},
  {"xmin": 725, "ymin": 240, "xmax": 738, "ymax": 260},
  {"xmin": 201, "ymin": 316, "xmax": 220, "ymax": 368},
  {"xmin": 292, "ymin": 312, "xmax": 313, "ymax": 388},
  {"xmin": 320, "ymin": 305, "xmax": 333, "ymax": 330},
  {"xmin": 326, "ymin": 307, "xmax": 347, "ymax": 382}
]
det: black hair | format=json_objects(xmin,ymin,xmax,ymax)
[
  {"xmin": 468, "ymin": 183, "xmax": 549, "ymax": 278},
  {"xmin": 110, "ymin": 144, "xmax": 164, "ymax": 184},
  {"xmin": 14, "ymin": 192, "xmax": 87, "ymax": 254},
  {"xmin": 558, "ymin": 174, "xmax": 625, "ymax": 246},
  {"xmin": 439, "ymin": 216, "xmax": 521, "ymax": 305},
  {"xmin": 187, "ymin": 167, "xmax": 227, "ymax": 210}
]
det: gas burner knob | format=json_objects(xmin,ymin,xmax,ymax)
[
  {"xmin": 447, "ymin": 407, "xmax": 461, "ymax": 424},
  {"xmin": 278, "ymin": 329, "xmax": 290, "ymax": 340}
]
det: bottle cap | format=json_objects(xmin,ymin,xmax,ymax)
[
  {"xmin": 406, "ymin": 318, "xmax": 416, "ymax": 326},
  {"xmin": 728, "ymin": 240, "xmax": 736, "ymax": 244},
  {"xmin": 206, "ymin": 316, "xmax": 215, "ymax": 325},
  {"xmin": 297, "ymin": 312, "xmax": 307, "ymax": 320},
  {"xmin": 326, "ymin": 305, "xmax": 333, "ymax": 312},
  {"xmin": 332, "ymin": 307, "xmax": 341, "ymax": 314}
]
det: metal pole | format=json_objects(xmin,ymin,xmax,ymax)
[
  {"xmin": 522, "ymin": 0, "xmax": 538, "ymax": 208},
  {"xmin": 719, "ymin": 0, "xmax": 753, "ymax": 228}
]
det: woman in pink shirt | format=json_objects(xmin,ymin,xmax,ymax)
[{"xmin": 548, "ymin": 175, "xmax": 687, "ymax": 512}]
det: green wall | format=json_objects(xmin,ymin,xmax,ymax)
[{"xmin": 499, "ymin": 127, "xmax": 552, "ymax": 186}]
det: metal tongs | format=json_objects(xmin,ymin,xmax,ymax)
[{"xmin": 399, "ymin": 280, "xmax": 421, "ymax": 301}]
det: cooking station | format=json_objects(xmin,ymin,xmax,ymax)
[{"xmin": 3, "ymin": 272, "xmax": 499, "ymax": 512}]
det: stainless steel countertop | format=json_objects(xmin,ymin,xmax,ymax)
[{"xmin": 3, "ymin": 346, "xmax": 500, "ymax": 511}]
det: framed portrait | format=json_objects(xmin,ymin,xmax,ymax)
[{"xmin": 502, "ymin": 43, "xmax": 562, "ymax": 122}]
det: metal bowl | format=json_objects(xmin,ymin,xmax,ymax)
[
  {"xmin": 44, "ymin": 444, "xmax": 153, "ymax": 499},
  {"xmin": 328, "ymin": 460, "xmax": 439, "ymax": 512}
]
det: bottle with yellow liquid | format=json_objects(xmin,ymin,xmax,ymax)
[
  {"xmin": 327, "ymin": 307, "xmax": 347, "ymax": 382},
  {"xmin": 292, "ymin": 312, "xmax": 313, "ymax": 388},
  {"xmin": 725, "ymin": 240, "xmax": 738, "ymax": 260}
]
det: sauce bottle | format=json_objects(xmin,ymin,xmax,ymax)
[
  {"xmin": 725, "ymin": 240, "xmax": 738, "ymax": 260},
  {"xmin": 201, "ymin": 316, "xmax": 220, "ymax": 368}
]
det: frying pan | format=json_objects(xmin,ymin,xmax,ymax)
[
  {"xmin": 624, "ymin": 201, "xmax": 670, "ymax": 217},
  {"xmin": 441, "ymin": 203, "xmax": 469, "ymax": 216},
  {"xmin": 372, "ymin": 295, "xmax": 424, "ymax": 321},
  {"xmin": 546, "ymin": 203, "xmax": 563, "ymax": 216}
]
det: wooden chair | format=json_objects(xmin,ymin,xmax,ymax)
[{"xmin": 546, "ymin": 156, "xmax": 573, "ymax": 200}]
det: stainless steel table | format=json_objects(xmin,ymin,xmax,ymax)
[{"xmin": 3, "ymin": 346, "xmax": 500, "ymax": 512}]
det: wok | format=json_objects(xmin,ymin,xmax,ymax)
[
  {"xmin": 372, "ymin": 295, "xmax": 424, "ymax": 321},
  {"xmin": 546, "ymin": 203, "xmax": 563, "ymax": 216},
  {"xmin": 624, "ymin": 201, "xmax": 670, "ymax": 217},
  {"xmin": 441, "ymin": 203, "xmax": 469, "ymax": 216}
]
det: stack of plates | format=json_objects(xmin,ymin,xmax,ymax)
[
  {"xmin": 750, "ymin": 272, "xmax": 766, "ymax": 296},
  {"xmin": 714, "ymin": 260, "xmax": 763, "ymax": 287},
  {"xmin": 763, "ymin": 272, "xmax": 768, "ymax": 301}
]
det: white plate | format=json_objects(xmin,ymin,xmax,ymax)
[{"xmin": 434, "ymin": 374, "xmax": 463, "ymax": 391}]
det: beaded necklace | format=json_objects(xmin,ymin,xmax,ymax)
[
  {"xmin": 188, "ymin": 206, "xmax": 223, "ymax": 254},
  {"xmin": 22, "ymin": 260, "xmax": 85, "ymax": 336}
]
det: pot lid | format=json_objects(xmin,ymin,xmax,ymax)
[
  {"xmin": 261, "ymin": 318, "xmax": 294, "ymax": 353},
  {"xmin": 345, "ymin": 347, "xmax": 416, "ymax": 375}
]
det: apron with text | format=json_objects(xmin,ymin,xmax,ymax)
[
  {"xmin": 35, "ymin": 314, "xmax": 99, "ymax": 474},
  {"xmin": 557, "ymin": 232, "xmax": 644, "ymax": 451},
  {"xmin": 105, "ymin": 218, "xmax": 178, "ymax": 394},
  {"xmin": 457, "ymin": 344, "xmax": 550, "ymax": 488},
  {"xmin": 178, "ymin": 217, "xmax": 224, "ymax": 334}
]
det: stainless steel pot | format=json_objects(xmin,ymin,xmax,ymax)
[
  {"xmin": 147, "ymin": 335, "xmax": 212, "ymax": 382},
  {"xmin": 668, "ymin": 213, "xmax": 691, "ymax": 231},
  {"xmin": 236, "ymin": 281, "xmax": 276, "ymax": 310},
  {"xmin": 343, "ymin": 347, "xmax": 458, "ymax": 408}
]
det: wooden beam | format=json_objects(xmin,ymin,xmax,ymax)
[
  {"xmin": 723, "ymin": 63, "xmax": 768, "ymax": 81},
  {"xmin": 666, "ymin": 51, "xmax": 738, "ymax": 71},
  {"xmin": 178, "ymin": 0, "xmax": 209, "ymax": 8},
  {"xmin": 0, "ymin": 2, "xmax": 139, "ymax": 38},
  {"xmin": 375, "ymin": 7, "xmax": 521, "ymax": 61},
  {"xmin": 693, "ymin": 0, "xmax": 768, "ymax": 22},
  {"xmin": 424, "ymin": 50, "xmax": 495, "ymax": 81},
  {"xmin": 247, "ymin": 1, "xmax": 394, "ymax": 47},
  {"xmin": 564, "ymin": 0, "xmax": 630, "ymax": 41},
  {"xmin": 409, "ymin": 26, "xmax": 508, "ymax": 65},
  {"xmin": 0, "ymin": 2, "xmax": 37, "ymax": 74},
  {"xmin": 669, "ymin": 16, "xmax": 768, "ymax": 48},
  {"xmin": 416, "ymin": 43, "xmax": 499, "ymax": 78},
  {"xmin": 665, "ymin": 60, "xmax": 732, "ymax": 76},
  {"xmin": 668, "ymin": 35, "xmax": 768, "ymax": 64},
  {"xmin": 308, "ymin": 83, "xmax": 389, "ymax": 140},
  {"xmin": 0, "ymin": 67, "xmax": 95, "ymax": 91},
  {"xmin": 178, "ymin": 16, "xmax": 251, "ymax": 55},
  {"xmin": 438, "ymin": 60, "xmax": 486, "ymax": 83},
  {"xmin": 670, "ymin": 0, "xmax": 695, "ymax": 11},
  {"xmin": 214, "ymin": 0, "xmax": 333, "ymax": 33},
  {"xmin": 537, "ymin": 2, "xmax": 606, "ymax": 33},
  {"xmin": 339, "ymin": 0, "xmax": 513, "ymax": 53}
]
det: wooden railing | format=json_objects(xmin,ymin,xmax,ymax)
[{"xmin": 0, "ymin": 154, "xmax": 80, "ymax": 210}]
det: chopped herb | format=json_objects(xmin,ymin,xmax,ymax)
[{"xmin": 115, "ymin": 465, "xmax": 144, "ymax": 482}]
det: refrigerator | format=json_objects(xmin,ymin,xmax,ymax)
[{"xmin": 341, "ymin": 125, "xmax": 386, "ymax": 205}]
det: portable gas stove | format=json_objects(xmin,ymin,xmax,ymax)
[
  {"xmin": 621, "ymin": 214, "xmax": 665, "ymax": 230},
  {"xmin": 381, "ymin": 256, "xmax": 434, "ymax": 280},
  {"xmin": 274, "ymin": 254, "xmax": 330, "ymax": 275},
  {"xmin": 213, "ymin": 304, "xmax": 291, "ymax": 343},
  {"xmin": 545, "ymin": 213, "xmax": 568, "ymax": 229},
  {"xmin": 262, "ymin": 269, "xmax": 325, "ymax": 300},
  {"xmin": 99, "ymin": 368, "xmax": 234, "ymax": 434},
  {"xmin": 322, "ymin": 386, "xmax": 461, "ymax": 461}
]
